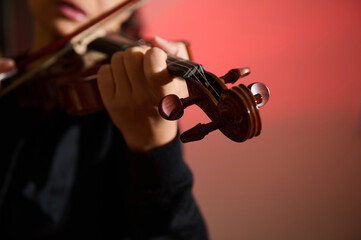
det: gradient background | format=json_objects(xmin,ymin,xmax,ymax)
[
  {"xmin": 140, "ymin": 0, "xmax": 361, "ymax": 239},
  {"xmin": 2, "ymin": 0, "xmax": 361, "ymax": 239}
]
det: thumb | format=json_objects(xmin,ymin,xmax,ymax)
[{"xmin": 151, "ymin": 36, "xmax": 189, "ymax": 59}]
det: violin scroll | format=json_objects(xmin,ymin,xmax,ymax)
[{"xmin": 159, "ymin": 66, "xmax": 270, "ymax": 143}]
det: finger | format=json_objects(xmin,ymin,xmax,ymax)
[
  {"xmin": 143, "ymin": 47, "xmax": 170, "ymax": 88},
  {"xmin": 97, "ymin": 64, "xmax": 116, "ymax": 102},
  {"xmin": 110, "ymin": 51, "xmax": 132, "ymax": 99},
  {"xmin": 123, "ymin": 46, "xmax": 149, "ymax": 99},
  {"xmin": 0, "ymin": 58, "xmax": 15, "ymax": 73},
  {"xmin": 151, "ymin": 37, "xmax": 189, "ymax": 59}
]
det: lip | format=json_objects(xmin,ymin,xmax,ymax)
[{"xmin": 57, "ymin": 1, "xmax": 87, "ymax": 21}]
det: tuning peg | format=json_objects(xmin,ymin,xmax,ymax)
[
  {"xmin": 159, "ymin": 94, "xmax": 202, "ymax": 120},
  {"xmin": 248, "ymin": 82, "xmax": 270, "ymax": 108},
  {"xmin": 180, "ymin": 121, "xmax": 221, "ymax": 143},
  {"xmin": 220, "ymin": 67, "xmax": 251, "ymax": 84}
]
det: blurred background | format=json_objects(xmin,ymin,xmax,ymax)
[
  {"xmin": 140, "ymin": 0, "xmax": 361, "ymax": 239},
  {"xmin": 1, "ymin": 0, "xmax": 361, "ymax": 239}
]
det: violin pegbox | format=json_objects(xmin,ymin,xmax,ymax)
[{"xmin": 158, "ymin": 55, "xmax": 270, "ymax": 143}]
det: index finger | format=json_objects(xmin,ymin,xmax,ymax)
[
  {"xmin": 143, "ymin": 47, "xmax": 170, "ymax": 88},
  {"xmin": 151, "ymin": 37, "xmax": 189, "ymax": 59}
]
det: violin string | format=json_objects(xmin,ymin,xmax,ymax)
[
  {"xmin": 168, "ymin": 58, "xmax": 220, "ymax": 98},
  {"xmin": 180, "ymin": 61, "xmax": 219, "ymax": 97}
]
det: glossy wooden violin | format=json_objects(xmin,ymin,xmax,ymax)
[{"xmin": 0, "ymin": 0, "xmax": 270, "ymax": 143}]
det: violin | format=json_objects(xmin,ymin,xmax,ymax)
[{"xmin": 0, "ymin": 0, "xmax": 270, "ymax": 143}]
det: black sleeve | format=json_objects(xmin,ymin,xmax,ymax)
[{"xmin": 125, "ymin": 136, "xmax": 208, "ymax": 240}]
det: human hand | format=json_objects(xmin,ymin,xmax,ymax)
[
  {"xmin": 97, "ymin": 37, "xmax": 189, "ymax": 152},
  {"xmin": 0, "ymin": 58, "xmax": 15, "ymax": 90},
  {"xmin": 0, "ymin": 58, "xmax": 15, "ymax": 73}
]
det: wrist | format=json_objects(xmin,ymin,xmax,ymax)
[{"xmin": 122, "ymin": 120, "xmax": 178, "ymax": 152}]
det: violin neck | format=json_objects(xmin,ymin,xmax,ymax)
[
  {"xmin": 89, "ymin": 35, "xmax": 213, "ymax": 93},
  {"xmin": 88, "ymin": 34, "xmax": 139, "ymax": 55},
  {"xmin": 88, "ymin": 34, "xmax": 204, "ymax": 75}
]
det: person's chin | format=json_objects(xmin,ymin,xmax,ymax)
[{"xmin": 53, "ymin": 19, "xmax": 83, "ymax": 36}]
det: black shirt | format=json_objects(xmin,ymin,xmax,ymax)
[{"xmin": 0, "ymin": 93, "xmax": 208, "ymax": 239}]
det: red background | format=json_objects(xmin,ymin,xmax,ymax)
[{"xmin": 140, "ymin": 0, "xmax": 361, "ymax": 239}]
